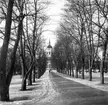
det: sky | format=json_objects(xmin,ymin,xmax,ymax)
[
  {"xmin": 0, "ymin": 0, "xmax": 66, "ymax": 47},
  {"xmin": 43, "ymin": 0, "xmax": 66, "ymax": 47}
]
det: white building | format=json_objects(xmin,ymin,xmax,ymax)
[
  {"xmin": 46, "ymin": 40, "xmax": 52, "ymax": 59},
  {"xmin": 46, "ymin": 40, "xmax": 52, "ymax": 69}
]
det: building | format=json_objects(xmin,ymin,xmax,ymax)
[
  {"xmin": 46, "ymin": 40, "xmax": 52, "ymax": 69},
  {"xmin": 46, "ymin": 40, "xmax": 52, "ymax": 59}
]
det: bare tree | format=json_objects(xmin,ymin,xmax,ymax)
[
  {"xmin": 0, "ymin": 0, "xmax": 14, "ymax": 101},
  {"xmin": 92, "ymin": 0, "xmax": 108, "ymax": 84},
  {"xmin": 20, "ymin": 0, "xmax": 49, "ymax": 90}
]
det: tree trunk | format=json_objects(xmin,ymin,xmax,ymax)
[
  {"xmin": 69, "ymin": 69, "xmax": 71, "ymax": 76},
  {"xmin": 20, "ymin": 31, "xmax": 27, "ymax": 90},
  {"xmin": 69, "ymin": 62, "xmax": 71, "ymax": 76},
  {"xmin": 89, "ymin": 56, "xmax": 93, "ymax": 81},
  {"xmin": 28, "ymin": 71, "xmax": 32, "ymax": 85},
  {"xmin": 80, "ymin": 22, "xmax": 84, "ymax": 79},
  {"xmin": 0, "ymin": 0, "xmax": 14, "ymax": 101},
  {"xmin": 20, "ymin": 55, "xmax": 26, "ymax": 90},
  {"xmin": 89, "ymin": 63, "xmax": 92, "ymax": 81},
  {"xmin": 82, "ymin": 57, "xmax": 85, "ymax": 79},
  {"xmin": 72, "ymin": 68, "xmax": 74, "ymax": 77},
  {"xmin": 82, "ymin": 68, "xmax": 84, "ymax": 79},
  {"xmin": 0, "ymin": 86, "xmax": 9, "ymax": 101},
  {"xmin": 21, "ymin": 78, "xmax": 26, "ymax": 90},
  {"xmin": 6, "ymin": 17, "xmax": 24, "ymax": 87},
  {"xmin": 100, "ymin": 37, "xmax": 108, "ymax": 84},
  {"xmin": 76, "ymin": 67, "xmax": 78, "ymax": 78},
  {"xmin": 33, "ymin": 67, "xmax": 36, "ymax": 82},
  {"xmin": 21, "ymin": 61, "xmax": 34, "ymax": 90}
]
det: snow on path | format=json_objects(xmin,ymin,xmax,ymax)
[{"xmin": 23, "ymin": 70, "xmax": 60, "ymax": 105}]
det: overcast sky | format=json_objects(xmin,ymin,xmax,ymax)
[
  {"xmin": 43, "ymin": 0, "xmax": 66, "ymax": 47},
  {"xmin": 0, "ymin": 0, "xmax": 66, "ymax": 47}
]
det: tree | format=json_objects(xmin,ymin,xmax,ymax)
[
  {"xmin": 59, "ymin": 0, "xmax": 108, "ymax": 84},
  {"xmin": 37, "ymin": 49, "xmax": 47, "ymax": 78},
  {"xmin": 93, "ymin": 0, "xmax": 108, "ymax": 84},
  {"xmin": 0, "ymin": 0, "xmax": 14, "ymax": 101},
  {"xmin": 20, "ymin": 0, "xmax": 49, "ymax": 90},
  {"xmin": 0, "ymin": 0, "xmax": 50, "ymax": 101}
]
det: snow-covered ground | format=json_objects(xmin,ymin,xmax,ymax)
[
  {"xmin": 0, "ymin": 72, "xmax": 49, "ymax": 105},
  {"xmin": 1, "ymin": 70, "xmax": 108, "ymax": 105},
  {"xmin": 55, "ymin": 71, "xmax": 108, "ymax": 92}
]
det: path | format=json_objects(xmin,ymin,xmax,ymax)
[{"xmin": 23, "ymin": 70, "xmax": 108, "ymax": 105}]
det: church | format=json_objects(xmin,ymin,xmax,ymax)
[
  {"xmin": 46, "ymin": 40, "xmax": 52, "ymax": 59},
  {"xmin": 46, "ymin": 40, "xmax": 52, "ymax": 69}
]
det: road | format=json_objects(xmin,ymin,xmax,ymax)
[{"xmin": 23, "ymin": 71, "xmax": 108, "ymax": 105}]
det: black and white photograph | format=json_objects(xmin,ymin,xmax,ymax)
[{"xmin": 0, "ymin": 0, "xmax": 108, "ymax": 105}]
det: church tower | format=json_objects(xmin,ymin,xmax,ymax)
[
  {"xmin": 46, "ymin": 40, "xmax": 52, "ymax": 69},
  {"xmin": 46, "ymin": 40, "xmax": 52, "ymax": 59}
]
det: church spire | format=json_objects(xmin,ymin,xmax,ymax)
[
  {"xmin": 47, "ymin": 39, "xmax": 52, "ymax": 48},
  {"xmin": 49, "ymin": 39, "xmax": 51, "ymax": 46}
]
